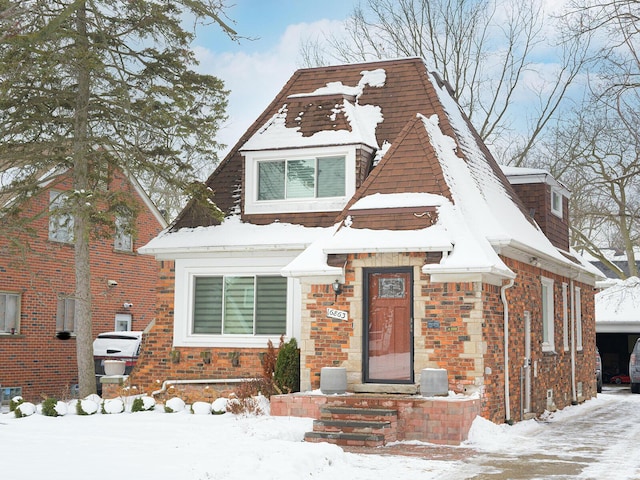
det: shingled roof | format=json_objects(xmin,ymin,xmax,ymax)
[
  {"xmin": 170, "ymin": 57, "xmax": 527, "ymax": 231},
  {"xmin": 143, "ymin": 57, "xmax": 597, "ymax": 280}
]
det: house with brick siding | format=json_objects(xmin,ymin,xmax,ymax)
[
  {"xmin": 136, "ymin": 57, "xmax": 602, "ymax": 434},
  {"xmin": 0, "ymin": 167, "xmax": 166, "ymax": 403}
]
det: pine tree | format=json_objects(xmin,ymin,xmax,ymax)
[{"xmin": 0, "ymin": 0, "xmax": 235, "ymax": 396}]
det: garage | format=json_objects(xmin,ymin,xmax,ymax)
[{"xmin": 595, "ymin": 277, "xmax": 640, "ymax": 384}]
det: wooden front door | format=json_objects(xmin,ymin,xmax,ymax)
[{"xmin": 364, "ymin": 268, "xmax": 413, "ymax": 383}]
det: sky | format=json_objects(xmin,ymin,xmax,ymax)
[{"xmin": 190, "ymin": 1, "xmax": 357, "ymax": 158}]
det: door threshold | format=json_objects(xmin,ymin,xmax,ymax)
[{"xmin": 352, "ymin": 383, "xmax": 419, "ymax": 395}]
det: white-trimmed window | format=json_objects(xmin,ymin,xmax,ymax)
[
  {"xmin": 49, "ymin": 190, "xmax": 74, "ymax": 243},
  {"xmin": 551, "ymin": 188, "xmax": 563, "ymax": 218},
  {"xmin": 114, "ymin": 211, "xmax": 133, "ymax": 252},
  {"xmin": 562, "ymin": 282, "xmax": 569, "ymax": 351},
  {"xmin": 174, "ymin": 257, "xmax": 299, "ymax": 348},
  {"xmin": 56, "ymin": 297, "xmax": 75, "ymax": 333},
  {"xmin": 193, "ymin": 275, "xmax": 287, "ymax": 335},
  {"xmin": 244, "ymin": 146, "xmax": 356, "ymax": 215},
  {"xmin": 0, "ymin": 292, "xmax": 20, "ymax": 334},
  {"xmin": 541, "ymin": 277, "xmax": 555, "ymax": 352},
  {"xmin": 575, "ymin": 286, "xmax": 583, "ymax": 351}
]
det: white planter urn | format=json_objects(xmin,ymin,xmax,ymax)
[
  {"xmin": 320, "ymin": 367, "xmax": 347, "ymax": 394},
  {"xmin": 104, "ymin": 360, "xmax": 126, "ymax": 376},
  {"xmin": 420, "ymin": 368, "xmax": 448, "ymax": 397}
]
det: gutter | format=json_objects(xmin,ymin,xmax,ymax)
[{"xmin": 501, "ymin": 278, "xmax": 515, "ymax": 423}]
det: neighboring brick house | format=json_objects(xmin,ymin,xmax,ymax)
[
  {"xmin": 136, "ymin": 58, "xmax": 602, "ymax": 427},
  {"xmin": 0, "ymin": 167, "xmax": 166, "ymax": 403}
]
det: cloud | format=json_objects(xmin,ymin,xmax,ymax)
[{"xmin": 194, "ymin": 19, "xmax": 345, "ymax": 158}]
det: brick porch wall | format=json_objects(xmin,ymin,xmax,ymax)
[{"xmin": 270, "ymin": 393, "xmax": 481, "ymax": 445}]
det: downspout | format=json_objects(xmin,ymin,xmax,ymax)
[
  {"xmin": 570, "ymin": 278, "xmax": 577, "ymax": 404},
  {"xmin": 501, "ymin": 278, "xmax": 515, "ymax": 423}
]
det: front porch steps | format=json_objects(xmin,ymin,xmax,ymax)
[{"xmin": 304, "ymin": 405, "xmax": 398, "ymax": 447}]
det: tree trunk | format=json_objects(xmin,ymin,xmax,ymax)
[{"xmin": 73, "ymin": 1, "xmax": 95, "ymax": 397}]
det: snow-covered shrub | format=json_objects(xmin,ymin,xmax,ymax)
[
  {"xmin": 131, "ymin": 395, "xmax": 155, "ymax": 412},
  {"xmin": 54, "ymin": 400, "xmax": 68, "ymax": 416},
  {"xmin": 211, "ymin": 397, "xmax": 227, "ymax": 415},
  {"xmin": 102, "ymin": 398, "xmax": 125, "ymax": 414},
  {"xmin": 41, "ymin": 397, "xmax": 60, "ymax": 417},
  {"xmin": 9, "ymin": 396, "xmax": 24, "ymax": 412},
  {"xmin": 191, "ymin": 401, "xmax": 211, "ymax": 415},
  {"xmin": 76, "ymin": 398, "xmax": 99, "ymax": 415},
  {"xmin": 14, "ymin": 402, "xmax": 36, "ymax": 418},
  {"xmin": 84, "ymin": 394, "xmax": 101, "ymax": 404},
  {"xmin": 164, "ymin": 397, "xmax": 185, "ymax": 413}
]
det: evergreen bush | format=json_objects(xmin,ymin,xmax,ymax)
[
  {"xmin": 41, "ymin": 397, "xmax": 59, "ymax": 417},
  {"xmin": 274, "ymin": 337, "xmax": 300, "ymax": 394}
]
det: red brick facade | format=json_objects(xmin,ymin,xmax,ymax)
[
  {"xmin": 132, "ymin": 251, "xmax": 596, "ymax": 424},
  {"xmin": 0, "ymin": 170, "xmax": 164, "ymax": 402},
  {"xmin": 130, "ymin": 260, "xmax": 271, "ymax": 394},
  {"xmin": 510, "ymin": 182, "xmax": 570, "ymax": 251}
]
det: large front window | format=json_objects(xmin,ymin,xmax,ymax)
[
  {"xmin": 193, "ymin": 275, "xmax": 287, "ymax": 336},
  {"xmin": 258, "ymin": 156, "xmax": 345, "ymax": 201}
]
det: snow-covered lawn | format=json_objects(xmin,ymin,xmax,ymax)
[{"xmin": 2, "ymin": 389, "xmax": 639, "ymax": 480}]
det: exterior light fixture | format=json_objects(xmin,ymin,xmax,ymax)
[{"xmin": 332, "ymin": 280, "xmax": 343, "ymax": 301}]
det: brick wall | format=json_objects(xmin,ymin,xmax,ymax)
[
  {"xmin": 0, "ymin": 170, "xmax": 164, "ymax": 402},
  {"xmin": 510, "ymin": 183, "xmax": 570, "ymax": 251},
  {"xmin": 130, "ymin": 251, "xmax": 596, "ymax": 425},
  {"xmin": 130, "ymin": 260, "xmax": 274, "ymax": 398},
  {"xmin": 500, "ymin": 257, "xmax": 597, "ymax": 422}
]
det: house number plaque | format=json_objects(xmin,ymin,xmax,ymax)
[{"xmin": 327, "ymin": 308, "xmax": 348, "ymax": 320}]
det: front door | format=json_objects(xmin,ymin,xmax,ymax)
[{"xmin": 364, "ymin": 268, "xmax": 413, "ymax": 383}]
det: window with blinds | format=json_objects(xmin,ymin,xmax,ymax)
[
  {"xmin": 193, "ymin": 275, "xmax": 287, "ymax": 336},
  {"xmin": 257, "ymin": 156, "xmax": 345, "ymax": 201},
  {"xmin": 56, "ymin": 297, "xmax": 75, "ymax": 333}
]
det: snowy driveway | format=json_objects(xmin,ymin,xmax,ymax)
[{"xmin": 356, "ymin": 385, "xmax": 640, "ymax": 479}]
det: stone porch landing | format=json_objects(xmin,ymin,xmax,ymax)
[{"xmin": 270, "ymin": 392, "xmax": 481, "ymax": 445}]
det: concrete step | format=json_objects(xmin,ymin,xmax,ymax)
[
  {"xmin": 313, "ymin": 418, "xmax": 392, "ymax": 435},
  {"xmin": 305, "ymin": 405, "xmax": 399, "ymax": 446},
  {"xmin": 320, "ymin": 405, "xmax": 398, "ymax": 421},
  {"xmin": 304, "ymin": 431, "xmax": 386, "ymax": 447}
]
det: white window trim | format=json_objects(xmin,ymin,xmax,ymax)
[
  {"xmin": 173, "ymin": 255, "xmax": 299, "ymax": 348},
  {"xmin": 243, "ymin": 146, "xmax": 356, "ymax": 215},
  {"xmin": 575, "ymin": 286, "xmax": 583, "ymax": 351},
  {"xmin": 114, "ymin": 213, "xmax": 133, "ymax": 252},
  {"xmin": 541, "ymin": 276, "xmax": 555, "ymax": 353},
  {"xmin": 0, "ymin": 292, "xmax": 20, "ymax": 334},
  {"xmin": 551, "ymin": 188, "xmax": 563, "ymax": 218},
  {"xmin": 49, "ymin": 190, "xmax": 74, "ymax": 243},
  {"xmin": 562, "ymin": 282, "xmax": 569, "ymax": 351}
]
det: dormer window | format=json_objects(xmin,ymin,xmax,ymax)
[
  {"xmin": 258, "ymin": 156, "xmax": 345, "ymax": 200},
  {"xmin": 551, "ymin": 188, "xmax": 563, "ymax": 218},
  {"xmin": 244, "ymin": 146, "xmax": 356, "ymax": 215}
]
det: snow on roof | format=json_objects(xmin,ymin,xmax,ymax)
[
  {"xmin": 595, "ymin": 277, "xmax": 640, "ymax": 324},
  {"xmin": 500, "ymin": 165, "xmax": 570, "ymax": 195},
  {"xmin": 428, "ymin": 78, "xmax": 575, "ymax": 267},
  {"xmin": 283, "ymin": 191, "xmax": 514, "ymax": 279},
  {"xmin": 139, "ymin": 215, "xmax": 330, "ymax": 256},
  {"xmin": 240, "ymin": 69, "xmax": 385, "ymax": 152}
]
